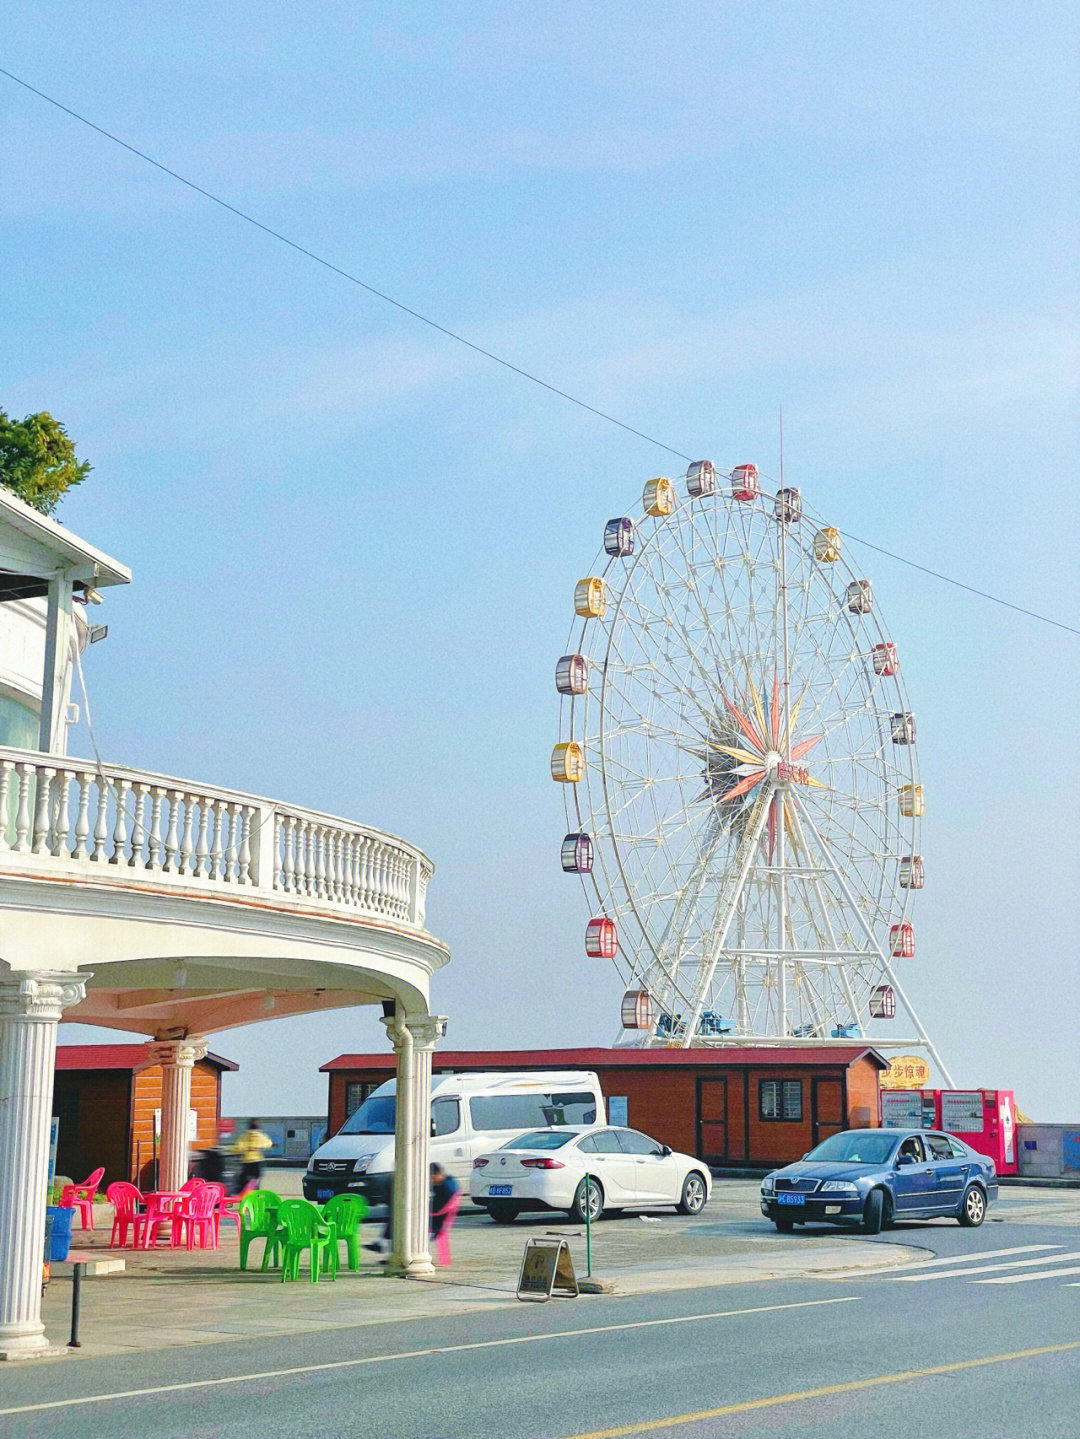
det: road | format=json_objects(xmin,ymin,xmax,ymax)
[{"xmin": 2, "ymin": 1209, "xmax": 1078, "ymax": 1437}]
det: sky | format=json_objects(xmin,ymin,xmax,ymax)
[{"xmin": 5, "ymin": 3, "xmax": 1078, "ymax": 1118}]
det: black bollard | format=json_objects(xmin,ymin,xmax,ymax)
[{"xmin": 68, "ymin": 1262, "xmax": 84, "ymax": 1348}]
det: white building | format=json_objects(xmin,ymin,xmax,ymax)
[{"xmin": 0, "ymin": 487, "xmax": 449, "ymax": 1356}]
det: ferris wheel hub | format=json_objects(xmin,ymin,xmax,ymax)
[{"xmin": 764, "ymin": 750, "xmax": 783, "ymax": 782}]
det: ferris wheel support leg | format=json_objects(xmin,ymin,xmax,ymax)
[
  {"xmin": 789, "ymin": 792, "xmax": 955, "ymax": 1087},
  {"xmin": 682, "ymin": 793, "xmax": 772, "ymax": 1047},
  {"xmin": 787, "ymin": 803, "xmax": 861, "ymax": 1030}
]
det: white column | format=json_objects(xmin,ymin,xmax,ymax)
[
  {"xmin": 382, "ymin": 1011, "xmax": 446, "ymax": 1277},
  {"xmin": 149, "ymin": 1038, "xmax": 208, "ymax": 1192},
  {"xmin": 38, "ymin": 574, "xmax": 74, "ymax": 756},
  {"xmin": 0, "ymin": 969, "xmax": 87, "ymax": 1358}
]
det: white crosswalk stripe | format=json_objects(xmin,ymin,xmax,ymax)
[
  {"xmin": 891, "ymin": 1248, "xmax": 1080, "ymax": 1283},
  {"xmin": 975, "ymin": 1265, "xmax": 1080, "ymax": 1285},
  {"xmin": 893, "ymin": 1245, "xmax": 1056, "ymax": 1269}
]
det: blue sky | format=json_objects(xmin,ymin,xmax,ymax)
[{"xmin": 5, "ymin": 3, "xmax": 1078, "ymax": 1117}]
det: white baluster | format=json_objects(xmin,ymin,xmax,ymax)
[
  {"xmin": 52, "ymin": 770, "xmax": 74, "ymax": 857},
  {"xmin": 180, "ymin": 793, "xmax": 196, "ymax": 875},
  {"xmin": 342, "ymin": 834, "xmax": 355, "ymax": 905},
  {"xmin": 357, "ymin": 836, "xmax": 373, "ymax": 910},
  {"xmin": 305, "ymin": 821, "xmax": 317, "ymax": 897},
  {"xmin": 0, "ymin": 760, "xmax": 15, "ymax": 852},
  {"xmin": 195, "ymin": 797, "xmax": 212, "ymax": 877},
  {"xmin": 31, "ymin": 768, "xmax": 54, "ymax": 856},
  {"xmin": 282, "ymin": 814, "xmax": 295, "ymax": 892},
  {"xmin": 128, "ymin": 782, "xmax": 149, "ymax": 867},
  {"xmin": 210, "ymin": 799, "xmax": 227, "ymax": 882},
  {"xmin": 73, "ymin": 771, "xmax": 92, "ymax": 860},
  {"xmin": 91, "ymin": 775, "xmax": 109, "ymax": 860},
  {"xmin": 164, "ymin": 790, "xmax": 181, "ymax": 872},
  {"xmin": 14, "ymin": 765, "xmax": 34, "ymax": 854},
  {"xmin": 331, "ymin": 830, "xmax": 343, "ymax": 901},
  {"xmin": 148, "ymin": 786, "xmax": 165, "ymax": 870},
  {"xmin": 111, "ymin": 779, "xmax": 131, "ymax": 864},
  {"xmin": 223, "ymin": 802, "xmax": 239, "ymax": 883},
  {"xmin": 314, "ymin": 824, "xmax": 326, "ymax": 898},
  {"xmin": 238, "ymin": 805, "xmax": 253, "ymax": 885}
]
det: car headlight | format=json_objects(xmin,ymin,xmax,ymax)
[
  {"xmin": 760, "ymin": 1175, "xmax": 775, "ymax": 1194},
  {"xmin": 820, "ymin": 1181, "xmax": 858, "ymax": 1194},
  {"xmin": 353, "ymin": 1154, "xmax": 376, "ymax": 1174}
]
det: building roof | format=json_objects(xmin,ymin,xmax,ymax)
[
  {"xmin": 321, "ymin": 1045, "xmax": 889, "ymax": 1073},
  {"xmin": 56, "ymin": 1044, "xmax": 238, "ymax": 1073},
  {"xmin": 0, "ymin": 485, "xmax": 130, "ymax": 602}
]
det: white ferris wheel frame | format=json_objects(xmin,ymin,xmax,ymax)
[{"xmin": 557, "ymin": 469, "xmax": 952, "ymax": 1085}]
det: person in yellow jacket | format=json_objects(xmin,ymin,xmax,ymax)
[{"xmin": 234, "ymin": 1119, "xmax": 273, "ymax": 1193}]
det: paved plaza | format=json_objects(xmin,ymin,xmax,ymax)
[{"xmin": 36, "ymin": 1177, "xmax": 1079, "ymax": 1359}]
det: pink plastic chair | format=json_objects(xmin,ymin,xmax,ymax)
[
  {"xmin": 431, "ymin": 1190, "xmax": 461, "ymax": 1267},
  {"xmin": 60, "ymin": 1167, "xmax": 106, "ymax": 1230},
  {"xmin": 142, "ymin": 1192, "xmax": 185, "ymax": 1247},
  {"xmin": 179, "ymin": 1177, "xmax": 205, "ymax": 1195},
  {"xmin": 105, "ymin": 1181, "xmax": 145, "ymax": 1248},
  {"xmin": 178, "ymin": 1183, "xmax": 220, "ymax": 1251},
  {"xmin": 216, "ymin": 1191, "xmax": 244, "ymax": 1243}
]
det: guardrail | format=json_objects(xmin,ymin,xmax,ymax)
[{"xmin": 0, "ymin": 747, "xmax": 432, "ymax": 928}]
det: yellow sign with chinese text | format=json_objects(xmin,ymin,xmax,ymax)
[{"xmin": 883, "ymin": 1056, "xmax": 931, "ymax": 1090}]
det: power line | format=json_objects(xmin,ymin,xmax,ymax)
[{"xmin": 3, "ymin": 66, "xmax": 1077, "ymax": 638}]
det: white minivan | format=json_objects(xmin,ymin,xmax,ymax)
[{"xmin": 303, "ymin": 1070, "xmax": 606, "ymax": 1206}]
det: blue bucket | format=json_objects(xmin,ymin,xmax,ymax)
[{"xmin": 46, "ymin": 1205, "xmax": 74, "ymax": 1261}]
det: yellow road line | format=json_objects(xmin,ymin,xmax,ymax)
[
  {"xmin": 564, "ymin": 1339, "xmax": 1080, "ymax": 1438},
  {"xmin": 0, "ymin": 1296, "xmax": 857, "ymax": 1417}
]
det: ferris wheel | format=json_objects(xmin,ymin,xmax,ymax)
[{"xmin": 552, "ymin": 460, "xmax": 952, "ymax": 1079}]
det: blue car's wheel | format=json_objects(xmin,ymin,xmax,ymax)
[
  {"xmin": 959, "ymin": 1185, "xmax": 986, "ymax": 1227},
  {"xmin": 862, "ymin": 1189, "xmax": 885, "ymax": 1234}
]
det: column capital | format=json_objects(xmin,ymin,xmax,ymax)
[
  {"xmin": 149, "ymin": 1036, "xmax": 208, "ymax": 1069},
  {"xmin": 404, "ymin": 1015, "xmax": 447, "ymax": 1052},
  {"xmin": 0, "ymin": 969, "xmax": 87, "ymax": 1022}
]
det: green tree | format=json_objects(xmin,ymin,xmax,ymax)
[{"xmin": 0, "ymin": 410, "xmax": 91, "ymax": 515}]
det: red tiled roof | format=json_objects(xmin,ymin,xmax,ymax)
[
  {"xmin": 56, "ymin": 1044, "xmax": 238, "ymax": 1072},
  {"xmin": 320, "ymin": 1045, "xmax": 887, "ymax": 1073}
]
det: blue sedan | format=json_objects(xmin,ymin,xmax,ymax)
[{"xmin": 760, "ymin": 1128, "xmax": 998, "ymax": 1234}]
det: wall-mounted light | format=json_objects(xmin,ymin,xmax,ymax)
[{"xmin": 88, "ymin": 624, "xmax": 108, "ymax": 644}]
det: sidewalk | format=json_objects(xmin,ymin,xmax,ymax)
[{"xmin": 39, "ymin": 1180, "xmax": 929, "ymax": 1358}]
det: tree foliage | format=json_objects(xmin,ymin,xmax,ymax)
[{"xmin": 0, "ymin": 410, "xmax": 92, "ymax": 515}]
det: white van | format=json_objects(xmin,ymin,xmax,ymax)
[{"xmin": 303, "ymin": 1071, "xmax": 605, "ymax": 1206}]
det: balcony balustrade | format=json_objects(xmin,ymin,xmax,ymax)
[{"xmin": 0, "ymin": 746, "xmax": 431, "ymax": 930}]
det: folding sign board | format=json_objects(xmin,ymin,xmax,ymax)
[{"xmin": 517, "ymin": 1239, "xmax": 579, "ymax": 1302}]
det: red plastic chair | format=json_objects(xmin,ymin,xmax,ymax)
[
  {"xmin": 60, "ymin": 1167, "xmax": 106, "ymax": 1230},
  {"xmin": 431, "ymin": 1190, "xmax": 461, "ymax": 1267},
  {"xmin": 180, "ymin": 1177, "xmax": 205, "ymax": 1195},
  {"xmin": 178, "ymin": 1183, "xmax": 220, "ymax": 1250},
  {"xmin": 105, "ymin": 1181, "xmax": 146, "ymax": 1248}
]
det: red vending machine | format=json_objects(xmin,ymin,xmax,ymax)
[{"xmin": 938, "ymin": 1089, "xmax": 1018, "ymax": 1175}]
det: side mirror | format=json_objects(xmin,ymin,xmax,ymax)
[
  {"xmin": 660, "ymin": 1145, "xmax": 672, "ymax": 1157},
  {"xmin": 895, "ymin": 1153, "xmax": 915, "ymax": 1168},
  {"xmin": 430, "ymin": 1121, "xmax": 437, "ymax": 1137}
]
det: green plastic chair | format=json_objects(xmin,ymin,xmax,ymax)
[
  {"xmin": 239, "ymin": 1189, "xmax": 282, "ymax": 1272},
  {"xmin": 277, "ymin": 1198, "xmax": 338, "ymax": 1284},
  {"xmin": 321, "ymin": 1194, "xmax": 370, "ymax": 1271}
]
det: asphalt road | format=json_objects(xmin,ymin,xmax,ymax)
[{"xmin": 2, "ymin": 1213, "xmax": 1078, "ymax": 1438}]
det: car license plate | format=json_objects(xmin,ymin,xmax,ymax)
[
  {"xmin": 488, "ymin": 1185, "xmax": 513, "ymax": 1197},
  {"xmin": 776, "ymin": 1192, "xmax": 805, "ymax": 1206},
  {"xmin": 316, "ymin": 1188, "xmax": 333, "ymax": 1202}
]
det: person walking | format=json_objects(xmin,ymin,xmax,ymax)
[
  {"xmin": 430, "ymin": 1163, "xmax": 459, "ymax": 1240},
  {"xmin": 234, "ymin": 1119, "xmax": 273, "ymax": 1194}
]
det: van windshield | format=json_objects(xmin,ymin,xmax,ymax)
[{"xmin": 339, "ymin": 1094, "xmax": 396, "ymax": 1135}]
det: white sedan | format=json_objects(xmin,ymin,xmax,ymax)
[{"xmin": 469, "ymin": 1125, "xmax": 711, "ymax": 1223}]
